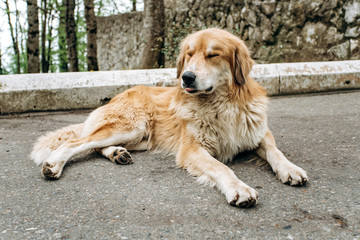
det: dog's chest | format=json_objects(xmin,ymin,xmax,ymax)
[{"xmin": 187, "ymin": 100, "xmax": 268, "ymax": 162}]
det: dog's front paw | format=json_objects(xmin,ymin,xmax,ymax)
[
  {"xmin": 225, "ymin": 182, "xmax": 258, "ymax": 207},
  {"xmin": 276, "ymin": 163, "xmax": 308, "ymax": 186}
]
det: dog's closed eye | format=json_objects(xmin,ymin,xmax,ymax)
[{"xmin": 207, "ymin": 53, "xmax": 219, "ymax": 58}]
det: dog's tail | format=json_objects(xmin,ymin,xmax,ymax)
[{"xmin": 31, "ymin": 123, "xmax": 84, "ymax": 165}]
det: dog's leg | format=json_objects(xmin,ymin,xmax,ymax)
[
  {"xmin": 41, "ymin": 127, "xmax": 145, "ymax": 179},
  {"xmin": 256, "ymin": 129, "xmax": 308, "ymax": 186},
  {"xmin": 176, "ymin": 141, "xmax": 258, "ymax": 207},
  {"xmin": 96, "ymin": 146, "xmax": 133, "ymax": 165}
]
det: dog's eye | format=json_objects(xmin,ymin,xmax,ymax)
[
  {"xmin": 187, "ymin": 52, "xmax": 193, "ymax": 57},
  {"xmin": 207, "ymin": 53, "xmax": 219, "ymax": 58}
]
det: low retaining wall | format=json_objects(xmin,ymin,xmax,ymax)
[{"xmin": 1, "ymin": 60, "xmax": 359, "ymax": 114}]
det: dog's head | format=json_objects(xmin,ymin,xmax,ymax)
[{"xmin": 176, "ymin": 28, "xmax": 254, "ymax": 95}]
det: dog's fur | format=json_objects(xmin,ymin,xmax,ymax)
[{"xmin": 31, "ymin": 29, "xmax": 308, "ymax": 207}]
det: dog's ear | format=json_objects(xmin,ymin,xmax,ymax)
[
  {"xmin": 176, "ymin": 45, "xmax": 186, "ymax": 79},
  {"xmin": 233, "ymin": 41, "xmax": 254, "ymax": 85}
]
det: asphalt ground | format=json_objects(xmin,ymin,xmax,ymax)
[{"xmin": 1, "ymin": 90, "xmax": 359, "ymax": 239}]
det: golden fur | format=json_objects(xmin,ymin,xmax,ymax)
[{"xmin": 31, "ymin": 29, "xmax": 308, "ymax": 207}]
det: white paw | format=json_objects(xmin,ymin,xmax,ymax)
[
  {"xmin": 225, "ymin": 181, "xmax": 258, "ymax": 207},
  {"xmin": 42, "ymin": 162, "xmax": 63, "ymax": 180},
  {"xmin": 275, "ymin": 163, "xmax": 308, "ymax": 186}
]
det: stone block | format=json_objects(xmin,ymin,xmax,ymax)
[
  {"xmin": 251, "ymin": 63, "xmax": 280, "ymax": 95},
  {"xmin": 260, "ymin": 1, "xmax": 276, "ymax": 17},
  {"xmin": 277, "ymin": 61, "xmax": 360, "ymax": 94},
  {"xmin": 344, "ymin": 0, "xmax": 360, "ymax": 24},
  {"xmin": 301, "ymin": 22, "xmax": 327, "ymax": 46},
  {"xmin": 345, "ymin": 26, "xmax": 360, "ymax": 38},
  {"xmin": 328, "ymin": 41, "xmax": 350, "ymax": 60},
  {"xmin": 0, "ymin": 69, "xmax": 177, "ymax": 114}
]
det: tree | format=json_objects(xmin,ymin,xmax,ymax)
[
  {"xmin": 140, "ymin": 0, "xmax": 165, "ymax": 69},
  {"xmin": 39, "ymin": 0, "xmax": 56, "ymax": 73},
  {"xmin": 56, "ymin": 0, "xmax": 68, "ymax": 72},
  {"xmin": 40, "ymin": 0, "xmax": 48, "ymax": 72},
  {"xmin": 84, "ymin": 0, "xmax": 98, "ymax": 71},
  {"xmin": 65, "ymin": 0, "xmax": 79, "ymax": 71},
  {"xmin": 131, "ymin": 0, "xmax": 136, "ymax": 12},
  {"xmin": 4, "ymin": 0, "xmax": 20, "ymax": 73},
  {"xmin": 26, "ymin": 0, "xmax": 39, "ymax": 73}
]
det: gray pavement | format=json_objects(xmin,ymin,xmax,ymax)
[{"xmin": 1, "ymin": 91, "xmax": 360, "ymax": 239}]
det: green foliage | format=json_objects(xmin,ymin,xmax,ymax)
[
  {"xmin": 8, "ymin": 49, "xmax": 27, "ymax": 74},
  {"xmin": 7, "ymin": 28, "xmax": 27, "ymax": 74},
  {"xmin": 0, "ymin": 49, "xmax": 7, "ymax": 74}
]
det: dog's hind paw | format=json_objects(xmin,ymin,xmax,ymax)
[
  {"xmin": 110, "ymin": 149, "xmax": 133, "ymax": 165},
  {"xmin": 42, "ymin": 162, "xmax": 62, "ymax": 180}
]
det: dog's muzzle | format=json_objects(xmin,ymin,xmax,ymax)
[
  {"xmin": 182, "ymin": 71, "xmax": 196, "ymax": 86},
  {"xmin": 181, "ymin": 71, "xmax": 213, "ymax": 94}
]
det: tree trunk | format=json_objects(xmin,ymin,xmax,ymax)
[
  {"xmin": 132, "ymin": 0, "xmax": 136, "ymax": 12},
  {"xmin": 84, "ymin": 0, "xmax": 99, "ymax": 71},
  {"xmin": 40, "ymin": 0, "xmax": 49, "ymax": 72},
  {"xmin": 5, "ymin": 0, "xmax": 20, "ymax": 74},
  {"xmin": 57, "ymin": 0, "xmax": 68, "ymax": 72},
  {"xmin": 65, "ymin": 0, "xmax": 79, "ymax": 72},
  {"xmin": 140, "ymin": 0, "xmax": 165, "ymax": 69}
]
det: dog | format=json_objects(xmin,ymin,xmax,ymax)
[{"xmin": 31, "ymin": 28, "xmax": 308, "ymax": 207}]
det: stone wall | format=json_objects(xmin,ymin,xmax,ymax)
[
  {"xmin": 97, "ymin": 12, "xmax": 144, "ymax": 70},
  {"xmin": 97, "ymin": 0, "xmax": 360, "ymax": 70}
]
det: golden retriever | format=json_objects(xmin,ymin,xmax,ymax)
[{"xmin": 31, "ymin": 28, "xmax": 308, "ymax": 207}]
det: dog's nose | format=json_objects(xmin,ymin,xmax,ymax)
[{"xmin": 182, "ymin": 71, "xmax": 196, "ymax": 85}]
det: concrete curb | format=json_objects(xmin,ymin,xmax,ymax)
[{"xmin": 1, "ymin": 60, "xmax": 359, "ymax": 114}]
